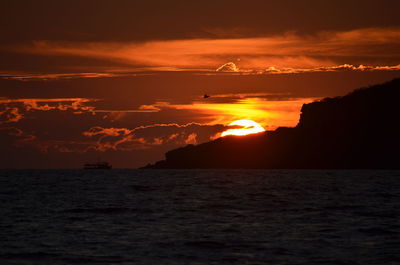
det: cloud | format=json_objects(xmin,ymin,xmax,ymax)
[
  {"xmin": 216, "ymin": 62, "xmax": 239, "ymax": 72},
  {"xmin": 82, "ymin": 127, "xmax": 132, "ymax": 137},
  {"xmin": 4, "ymin": 27, "xmax": 400, "ymax": 76},
  {"xmin": 0, "ymin": 126, "xmax": 36, "ymax": 145},
  {"xmin": 82, "ymin": 123, "xmax": 228, "ymax": 152},
  {"xmin": 262, "ymin": 64, "xmax": 400, "ymax": 74},
  {"xmin": 0, "ymin": 92, "xmax": 317, "ymax": 156},
  {"xmin": 194, "ymin": 92, "xmax": 309, "ymax": 103},
  {"xmin": 0, "ymin": 72, "xmax": 124, "ymax": 81},
  {"xmin": 2, "ymin": 63, "xmax": 399, "ymax": 81},
  {"xmin": 184, "ymin": 133, "xmax": 197, "ymax": 144},
  {"xmin": 0, "ymin": 98, "xmax": 99, "ymax": 123},
  {"xmin": 136, "ymin": 96, "xmax": 317, "ymax": 130},
  {"xmin": 0, "ymin": 107, "xmax": 24, "ymax": 124},
  {"xmin": 5, "ymin": 123, "xmax": 224, "ymax": 154}
]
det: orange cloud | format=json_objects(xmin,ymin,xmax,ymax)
[
  {"xmin": 0, "ymin": 97, "xmax": 163, "ymax": 123},
  {"xmin": 0, "ymin": 107, "xmax": 24, "ymax": 124},
  {"xmin": 0, "ymin": 98, "xmax": 98, "ymax": 123},
  {"xmin": 0, "ymin": 97, "xmax": 97, "ymax": 109},
  {"xmin": 138, "ymin": 96, "xmax": 317, "ymax": 130},
  {"xmin": 82, "ymin": 127, "xmax": 132, "ymax": 137},
  {"xmin": 0, "ymin": 72, "xmax": 123, "ymax": 81},
  {"xmin": 82, "ymin": 123, "xmax": 227, "ymax": 152},
  {"xmin": 6, "ymin": 27, "xmax": 400, "ymax": 74},
  {"xmin": 184, "ymin": 133, "xmax": 197, "ymax": 144},
  {"xmin": 0, "ymin": 126, "xmax": 36, "ymax": 144},
  {"xmin": 2, "ymin": 63, "xmax": 399, "ymax": 81},
  {"xmin": 261, "ymin": 64, "xmax": 400, "ymax": 74},
  {"xmin": 216, "ymin": 62, "xmax": 240, "ymax": 72}
]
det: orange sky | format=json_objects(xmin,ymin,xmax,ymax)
[
  {"xmin": 1, "ymin": 0, "xmax": 400, "ymax": 168},
  {"xmin": 3, "ymin": 27, "xmax": 400, "ymax": 77}
]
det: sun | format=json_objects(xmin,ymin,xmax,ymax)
[{"xmin": 221, "ymin": 120, "xmax": 265, "ymax": 137}]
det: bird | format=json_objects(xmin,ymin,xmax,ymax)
[{"xmin": 203, "ymin": 94, "xmax": 210, "ymax": 99}]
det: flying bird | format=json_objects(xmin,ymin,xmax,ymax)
[{"xmin": 203, "ymin": 94, "xmax": 210, "ymax": 99}]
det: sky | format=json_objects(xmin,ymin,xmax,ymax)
[{"xmin": 1, "ymin": 0, "xmax": 400, "ymax": 168}]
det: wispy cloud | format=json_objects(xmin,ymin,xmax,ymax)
[
  {"xmin": 4, "ymin": 27, "xmax": 400, "ymax": 77},
  {"xmin": 81, "ymin": 123, "xmax": 227, "ymax": 152},
  {"xmin": 0, "ymin": 126, "xmax": 36, "ymax": 143},
  {"xmin": 0, "ymin": 107, "xmax": 24, "ymax": 124},
  {"xmin": 0, "ymin": 72, "xmax": 124, "ymax": 81},
  {"xmin": 260, "ymin": 63, "xmax": 400, "ymax": 74},
  {"xmin": 216, "ymin": 62, "xmax": 240, "ymax": 72},
  {"xmin": 0, "ymin": 94, "xmax": 318, "ymax": 156},
  {"xmin": 0, "ymin": 98, "xmax": 98, "ymax": 123},
  {"xmin": 138, "ymin": 96, "xmax": 317, "ymax": 130},
  {"xmin": 1, "ymin": 121, "xmax": 228, "ymax": 153}
]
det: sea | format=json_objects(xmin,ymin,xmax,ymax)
[{"xmin": 1, "ymin": 169, "xmax": 399, "ymax": 265}]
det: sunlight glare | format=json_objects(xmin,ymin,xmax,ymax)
[{"xmin": 221, "ymin": 119, "xmax": 265, "ymax": 137}]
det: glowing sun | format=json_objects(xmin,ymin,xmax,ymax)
[{"xmin": 221, "ymin": 120, "xmax": 265, "ymax": 137}]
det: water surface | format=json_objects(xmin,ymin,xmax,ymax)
[{"xmin": 1, "ymin": 170, "xmax": 399, "ymax": 264}]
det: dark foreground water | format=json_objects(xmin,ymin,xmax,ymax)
[{"xmin": 1, "ymin": 170, "xmax": 400, "ymax": 265}]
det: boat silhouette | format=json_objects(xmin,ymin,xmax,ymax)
[{"xmin": 83, "ymin": 161, "xmax": 112, "ymax": 169}]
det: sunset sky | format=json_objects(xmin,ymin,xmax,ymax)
[{"xmin": 1, "ymin": 0, "xmax": 400, "ymax": 168}]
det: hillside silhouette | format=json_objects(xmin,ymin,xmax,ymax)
[{"xmin": 143, "ymin": 78, "xmax": 400, "ymax": 169}]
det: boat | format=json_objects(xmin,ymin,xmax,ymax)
[{"xmin": 83, "ymin": 161, "xmax": 112, "ymax": 169}]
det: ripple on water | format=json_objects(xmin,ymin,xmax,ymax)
[{"xmin": 0, "ymin": 169, "xmax": 399, "ymax": 265}]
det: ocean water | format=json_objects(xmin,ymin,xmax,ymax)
[{"xmin": 1, "ymin": 170, "xmax": 399, "ymax": 265}]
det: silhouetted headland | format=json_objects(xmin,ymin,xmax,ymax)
[{"xmin": 142, "ymin": 79, "xmax": 400, "ymax": 169}]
